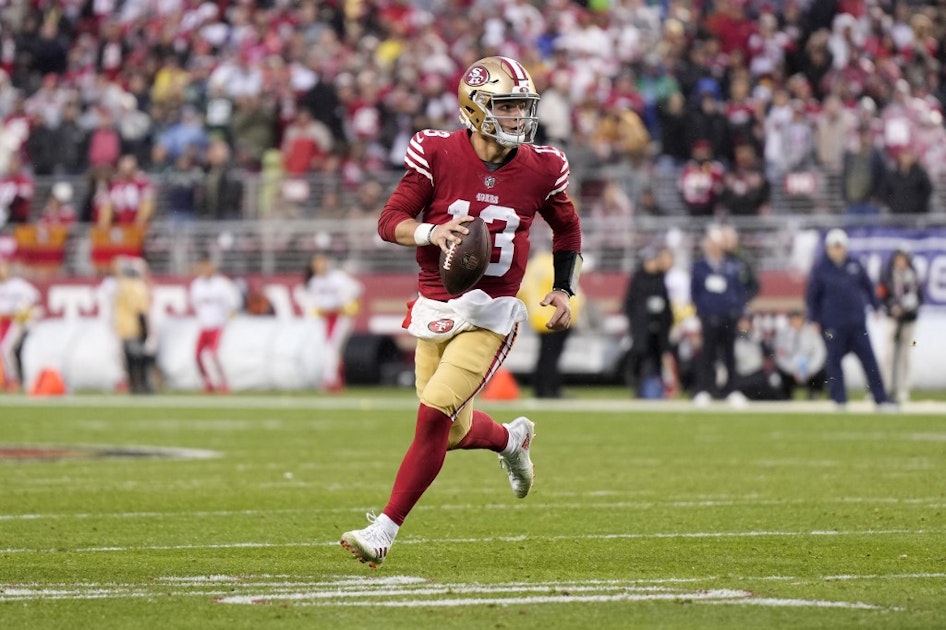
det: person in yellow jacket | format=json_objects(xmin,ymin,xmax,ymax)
[
  {"xmin": 518, "ymin": 250, "xmax": 584, "ymax": 398},
  {"xmin": 112, "ymin": 257, "xmax": 154, "ymax": 394}
]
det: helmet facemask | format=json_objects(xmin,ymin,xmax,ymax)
[{"xmin": 471, "ymin": 92, "xmax": 540, "ymax": 147}]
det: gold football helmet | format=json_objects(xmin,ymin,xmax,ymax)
[{"xmin": 458, "ymin": 56, "xmax": 540, "ymax": 147}]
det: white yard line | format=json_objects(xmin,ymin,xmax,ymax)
[
  {"xmin": 3, "ymin": 495, "xmax": 946, "ymax": 522},
  {"xmin": 1, "ymin": 394, "xmax": 945, "ymax": 415},
  {"xmin": 1, "ymin": 527, "xmax": 941, "ymax": 555},
  {"xmin": 3, "ymin": 573, "xmax": 938, "ymax": 610}
]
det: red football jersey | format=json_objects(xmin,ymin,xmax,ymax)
[
  {"xmin": 0, "ymin": 173, "xmax": 33, "ymax": 224},
  {"xmin": 378, "ymin": 129, "xmax": 581, "ymax": 301},
  {"xmin": 107, "ymin": 174, "xmax": 154, "ymax": 224}
]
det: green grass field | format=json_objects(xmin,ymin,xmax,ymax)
[{"xmin": 1, "ymin": 390, "xmax": 944, "ymax": 629}]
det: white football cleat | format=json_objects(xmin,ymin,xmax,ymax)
[
  {"xmin": 692, "ymin": 391, "xmax": 712, "ymax": 407},
  {"xmin": 340, "ymin": 514, "xmax": 396, "ymax": 568},
  {"xmin": 726, "ymin": 391, "xmax": 748, "ymax": 408},
  {"xmin": 499, "ymin": 416, "xmax": 535, "ymax": 499}
]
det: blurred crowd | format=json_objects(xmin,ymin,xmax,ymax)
[{"xmin": 0, "ymin": 0, "xmax": 944, "ymax": 232}]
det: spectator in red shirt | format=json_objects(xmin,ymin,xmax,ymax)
[
  {"xmin": 0, "ymin": 155, "xmax": 34, "ymax": 228},
  {"xmin": 703, "ymin": 0, "xmax": 756, "ymax": 60},
  {"xmin": 97, "ymin": 155, "xmax": 154, "ymax": 228},
  {"xmin": 281, "ymin": 108, "xmax": 335, "ymax": 175},
  {"xmin": 38, "ymin": 182, "xmax": 78, "ymax": 226},
  {"xmin": 679, "ymin": 139, "xmax": 726, "ymax": 217}
]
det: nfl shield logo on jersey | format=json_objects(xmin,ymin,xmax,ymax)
[{"xmin": 484, "ymin": 176, "xmax": 496, "ymax": 189}]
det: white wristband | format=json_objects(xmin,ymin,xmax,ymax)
[{"xmin": 414, "ymin": 222, "xmax": 436, "ymax": 246}]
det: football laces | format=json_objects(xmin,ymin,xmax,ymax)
[{"xmin": 442, "ymin": 240, "xmax": 458, "ymax": 271}]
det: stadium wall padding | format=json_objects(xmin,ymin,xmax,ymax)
[
  {"xmin": 18, "ymin": 312, "xmax": 946, "ymax": 392},
  {"xmin": 21, "ymin": 316, "xmax": 328, "ymax": 392}
]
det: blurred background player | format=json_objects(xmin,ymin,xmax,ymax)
[
  {"xmin": 877, "ymin": 250, "xmax": 923, "ymax": 403},
  {"xmin": 298, "ymin": 253, "xmax": 363, "ymax": 392},
  {"xmin": 112, "ymin": 257, "xmax": 154, "ymax": 394},
  {"xmin": 188, "ymin": 253, "xmax": 239, "ymax": 393},
  {"xmin": 806, "ymin": 229, "xmax": 892, "ymax": 410},
  {"xmin": 340, "ymin": 56, "xmax": 582, "ymax": 567},
  {"xmin": 0, "ymin": 259, "xmax": 40, "ymax": 392}
]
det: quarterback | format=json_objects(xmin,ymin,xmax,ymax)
[{"xmin": 340, "ymin": 56, "xmax": 582, "ymax": 567}]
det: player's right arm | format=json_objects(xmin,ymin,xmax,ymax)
[{"xmin": 377, "ymin": 133, "xmax": 471, "ymax": 253}]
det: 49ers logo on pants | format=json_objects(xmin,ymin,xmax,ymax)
[{"xmin": 428, "ymin": 318, "xmax": 455, "ymax": 333}]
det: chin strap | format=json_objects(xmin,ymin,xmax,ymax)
[{"xmin": 552, "ymin": 251, "xmax": 583, "ymax": 297}]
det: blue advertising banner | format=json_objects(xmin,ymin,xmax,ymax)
[{"xmin": 838, "ymin": 226, "xmax": 946, "ymax": 308}]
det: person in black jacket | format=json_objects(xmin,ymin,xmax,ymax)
[
  {"xmin": 880, "ymin": 148, "xmax": 932, "ymax": 215},
  {"xmin": 721, "ymin": 143, "xmax": 770, "ymax": 216},
  {"xmin": 623, "ymin": 247, "xmax": 676, "ymax": 398},
  {"xmin": 877, "ymin": 250, "xmax": 923, "ymax": 403},
  {"xmin": 199, "ymin": 138, "xmax": 244, "ymax": 220},
  {"xmin": 806, "ymin": 229, "xmax": 892, "ymax": 410}
]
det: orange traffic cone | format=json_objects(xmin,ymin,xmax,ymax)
[
  {"xmin": 481, "ymin": 367, "xmax": 520, "ymax": 401},
  {"xmin": 29, "ymin": 368, "xmax": 67, "ymax": 397}
]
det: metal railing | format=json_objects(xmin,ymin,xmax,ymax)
[{"xmin": 9, "ymin": 163, "xmax": 946, "ymax": 277}]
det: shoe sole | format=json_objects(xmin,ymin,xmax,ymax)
[{"xmin": 339, "ymin": 536, "xmax": 382, "ymax": 569}]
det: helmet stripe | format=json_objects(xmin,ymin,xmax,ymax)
[{"xmin": 498, "ymin": 56, "xmax": 530, "ymax": 88}]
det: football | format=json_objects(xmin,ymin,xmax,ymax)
[{"xmin": 439, "ymin": 216, "xmax": 492, "ymax": 295}]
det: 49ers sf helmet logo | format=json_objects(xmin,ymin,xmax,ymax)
[
  {"xmin": 428, "ymin": 318, "xmax": 455, "ymax": 333},
  {"xmin": 464, "ymin": 66, "xmax": 489, "ymax": 87}
]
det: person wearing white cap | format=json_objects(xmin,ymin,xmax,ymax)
[{"xmin": 806, "ymin": 229, "xmax": 893, "ymax": 410}]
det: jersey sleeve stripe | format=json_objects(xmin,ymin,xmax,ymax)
[
  {"xmin": 547, "ymin": 180, "xmax": 569, "ymax": 198},
  {"xmin": 406, "ymin": 144, "xmax": 429, "ymax": 169},
  {"xmin": 405, "ymin": 155, "xmax": 434, "ymax": 183},
  {"xmin": 409, "ymin": 136, "xmax": 426, "ymax": 157}
]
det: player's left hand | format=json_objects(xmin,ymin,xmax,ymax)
[{"xmin": 540, "ymin": 290, "xmax": 572, "ymax": 331}]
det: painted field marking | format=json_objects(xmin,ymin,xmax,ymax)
[
  {"xmin": 1, "ymin": 527, "xmax": 943, "ymax": 555},
  {"xmin": 1, "ymin": 394, "xmax": 945, "ymax": 416},
  {"xmin": 0, "ymin": 444, "xmax": 221, "ymax": 461},
  {"xmin": 4, "ymin": 495, "xmax": 945, "ymax": 523},
  {"xmin": 0, "ymin": 574, "xmax": 924, "ymax": 611}
]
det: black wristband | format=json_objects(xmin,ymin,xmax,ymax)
[{"xmin": 552, "ymin": 251, "xmax": 582, "ymax": 297}]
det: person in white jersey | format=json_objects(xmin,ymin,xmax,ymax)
[
  {"xmin": 299, "ymin": 253, "xmax": 363, "ymax": 392},
  {"xmin": 0, "ymin": 259, "xmax": 40, "ymax": 392},
  {"xmin": 188, "ymin": 253, "xmax": 239, "ymax": 393}
]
